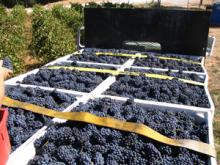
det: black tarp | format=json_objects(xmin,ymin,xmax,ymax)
[{"xmin": 84, "ymin": 8, "xmax": 210, "ymax": 56}]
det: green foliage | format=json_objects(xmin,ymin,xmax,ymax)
[
  {"xmin": 71, "ymin": 3, "xmax": 83, "ymax": 14},
  {"xmin": 101, "ymin": 2, "xmax": 118, "ymax": 8},
  {"xmin": 0, "ymin": 0, "xmax": 34, "ymax": 8},
  {"xmin": 85, "ymin": 2, "xmax": 102, "ymax": 8},
  {"xmin": 145, "ymin": 1, "xmax": 161, "ymax": 8},
  {"xmin": 32, "ymin": 5, "xmax": 75, "ymax": 64},
  {"xmin": 0, "ymin": 2, "xmax": 135, "ymax": 74},
  {"xmin": 0, "ymin": 5, "xmax": 27, "ymax": 73},
  {"xmin": 84, "ymin": 2, "xmax": 134, "ymax": 8},
  {"xmin": 0, "ymin": 0, "xmax": 134, "ymax": 8},
  {"xmin": 119, "ymin": 3, "xmax": 134, "ymax": 8},
  {"xmin": 31, "ymin": 2, "xmax": 134, "ymax": 65},
  {"xmin": 0, "ymin": 5, "xmax": 7, "ymax": 16},
  {"xmin": 52, "ymin": 5, "xmax": 83, "ymax": 35},
  {"xmin": 0, "ymin": 0, "xmax": 59, "ymax": 8},
  {"xmin": 10, "ymin": 5, "xmax": 27, "ymax": 23},
  {"xmin": 101, "ymin": 2, "xmax": 134, "ymax": 8}
]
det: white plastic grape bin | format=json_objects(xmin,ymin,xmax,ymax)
[
  {"xmin": 4, "ymin": 49, "xmax": 215, "ymax": 164},
  {"xmin": 5, "ymin": 50, "xmax": 214, "ymax": 116},
  {"xmin": 206, "ymin": 36, "xmax": 216, "ymax": 57},
  {"xmin": 6, "ymin": 94, "xmax": 216, "ymax": 165},
  {"xmin": 4, "ymin": 84, "xmax": 85, "ymax": 147},
  {"xmin": 65, "ymin": 49, "xmax": 208, "ymax": 85},
  {"xmin": 5, "ymin": 52, "xmax": 133, "ymax": 159}
]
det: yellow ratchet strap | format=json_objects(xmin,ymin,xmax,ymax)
[
  {"xmin": 72, "ymin": 52, "xmax": 81, "ymax": 55},
  {"xmin": 95, "ymin": 52, "xmax": 201, "ymax": 65},
  {"xmin": 2, "ymin": 96, "xmax": 216, "ymax": 158},
  {"xmin": 46, "ymin": 66, "xmax": 204, "ymax": 86},
  {"xmin": 121, "ymin": 71, "xmax": 204, "ymax": 86},
  {"xmin": 95, "ymin": 52, "xmax": 148, "ymax": 58},
  {"xmin": 143, "ymin": 73, "xmax": 204, "ymax": 86},
  {"xmin": 158, "ymin": 56, "xmax": 202, "ymax": 65},
  {"xmin": 47, "ymin": 66, "xmax": 120, "ymax": 76}
]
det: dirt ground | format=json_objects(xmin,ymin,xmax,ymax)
[
  {"xmin": 206, "ymin": 27, "xmax": 220, "ymax": 163},
  {"xmin": 162, "ymin": 0, "xmax": 212, "ymax": 8},
  {"xmin": 207, "ymin": 28, "xmax": 220, "ymax": 91}
]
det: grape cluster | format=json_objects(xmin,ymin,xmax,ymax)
[
  {"xmin": 6, "ymin": 86, "xmax": 76, "ymax": 110},
  {"xmin": 140, "ymin": 52, "xmax": 202, "ymax": 62},
  {"xmin": 28, "ymin": 120, "xmax": 208, "ymax": 165},
  {"xmin": 68, "ymin": 48, "xmax": 203, "ymax": 72},
  {"xmin": 10, "ymin": 48, "xmax": 208, "ymax": 164},
  {"xmin": 5, "ymin": 86, "xmax": 76, "ymax": 151},
  {"xmin": 68, "ymin": 48, "xmax": 130, "ymax": 64},
  {"xmin": 125, "ymin": 68, "xmax": 205, "ymax": 83},
  {"xmin": 3, "ymin": 56, "xmax": 13, "ymax": 70},
  {"xmin": 7, "ymin": 107, "xmax": 50, "ymax": 151},
  {"xmin": 86, "ymin": 48, "xmax": 202, "ymax": 63},
  {"xmin": 105, "ymin": 75, "xmax": 210, "ymax": 108},
  {"xmin": 20, "ymin": 69, "xmax": 109, "ymax": 92},
  {"xmin": 133, "ymin": 55, "xmax": 203, "ymax": 72},
  {"xmin": 74, "ymin": 98, "xmax": 208, "ymax": 141}
]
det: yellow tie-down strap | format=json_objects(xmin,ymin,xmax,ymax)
[
  {"xmin": 46, "ymin": 66, "xmax": 205, "ymax": 86},
  {"xmin": 95, "ymin": 52, "xmax": 202, "ymax": 65},
  {"xmin": 96, "ymin": 52, "xmax": 147, "ymax": 58},
  {"xmin": 72, "ymin": 52, "xmax": 81, "ymax": 55},
  {"xmin": 121, "ymin": 71, "xmax": 205, "ymax": 86},
  {"xmin": 2, "ymin": 96, "xmax": 216, "ymax": 158},
  {"xmin": 47, "ymin": 66, "xmax": 120, "ymax": 76}
]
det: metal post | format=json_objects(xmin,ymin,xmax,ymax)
[
  {"xmin": 77, "ymin": 26, "xmax": 85, "ymax": 50},
  {"xmin": 200, "ymin": 0, "xmax": 203, "ymax": 6},
  {"xmin": 157, "ymin": 0, "xmax": 161, "ymax": 7},
  {"xmin": 199, "ymin": 0, "xmax": 203, "ymax": 8}
]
